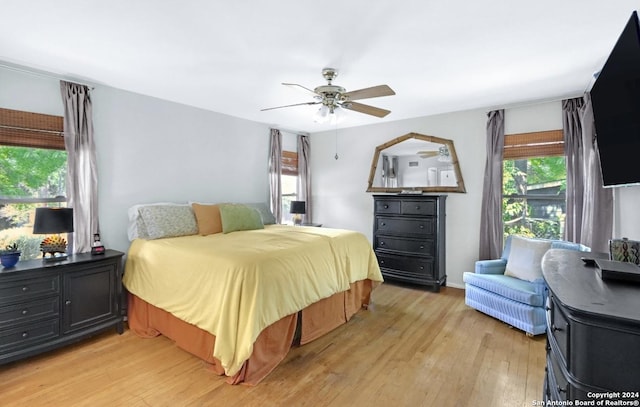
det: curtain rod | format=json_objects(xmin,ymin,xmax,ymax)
[{"xmin": 0, "ymin": 62, "xmax": 96, "ymax": 90}]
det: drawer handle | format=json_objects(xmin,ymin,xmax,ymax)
[
  {"xmin": 380, "ymin": 241, "xmax": 385, "ymax": 246},
  {"xmin": 383, "ymin": 204, "xmax": 389, "ymax": 209},
  {"xmin": 551, "ymin": 324, "xmax": 563, "ymax": 332},
  {"xmin": 381, "ymin": 222, "xmax": 386, "ymax": 226},
  {"xmin": 419, "ymin": 245, "xmax": 424, "ymax": 250},
  {"xmin": 557, "ymin": 385, "xmax": 566, "ymax": 394},
  {"xmin": 419, "ymin": 225, "xmax": 424, "ymax": 229},
  {"xmin": 415, "ymin": 205, "xmax": 420, "ymax": 210},
  {"xmin": 65, "ymin": 300, "xmax": 72, "ymax": 306},
  {"xmin": 22, "ymin": 286, "xmax": 29, "ymax": 292},
  {"xmin": 22, "ymin": 309, "xmax": 28, "ymax": 315},
  {"xmin": 380, "ymin": 260, "xmax": 385, "ymax": 264},
  {"xmin": 419, "ymin": 266, "xmax": 424, "ymax": 270},
  {"xmin": 22, "ymin": 332, "xmax": 28, "ymax": 339}
]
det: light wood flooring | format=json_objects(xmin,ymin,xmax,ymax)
[{"xmin": 0, "ymin": 283, "xmax": 546, "ymax": 407}]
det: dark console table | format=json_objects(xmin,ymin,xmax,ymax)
[
  {"xmin": 542, "ymin": 249, "xmax": 640, "ymax": 403},
  {"xmin": 0, "ymin": 250, "xmax": 124, "ymax": 364}
]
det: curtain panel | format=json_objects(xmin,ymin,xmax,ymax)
[
  {"xmin": 479, "ymin": 109, "xmax": 505, "ymax": 260},
  {"xmin": 268, "ymin": 129, "xmax": 282, "ymax": 223},
  {"xmin": 297, "ymin": 135, "xmax": 312, "ymax": 223},
  {"xmin": 562, "ymin": 97, "xmax": 585, "ymax": 243},
  {"xmin": 60, "ymin": 81, "xmax": 98, "ymax": 253},
  {"xmin": 578, "ymin": 93, "xmax": 613, "ymax": 252}
]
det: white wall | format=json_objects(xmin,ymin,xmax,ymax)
[
  {"xmin": 1, "ymin": 68, "xmax": 271, "ymax": 253},
  {"xmin": 3, "ymin": 66, "xmax": 639, "ymax": 280},
  {"xmin": 310, "ymin": 101, "xmax": 572, "ymax": 289}
]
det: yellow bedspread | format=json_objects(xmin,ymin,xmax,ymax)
[{"xmin": 123, "ymin": 225, "xmax": 383, "ymax": 376}]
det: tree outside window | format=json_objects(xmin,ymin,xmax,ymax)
[
  {"xmin": 0, "ymin": 108, "xmax": 68, "ymax": 260},
  {"xmin": 502, "ymin": 130, "xmax": 566, "ymax": 241}
]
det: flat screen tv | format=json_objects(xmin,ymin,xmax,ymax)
[{"xmin": 590, "ymin": 11, "xmax": 640, "ymax": 188}]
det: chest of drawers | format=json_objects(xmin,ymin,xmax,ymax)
[
  {"xmin": 542, "ymin": 249, "xmax": 640, "ymax": 402},
  {"xmin": 0, "ymin": 250, "xmax": 124, "ymax": 364},
  {"xmin": 373, "ymin": 195, "xmax": 446, "ymax": 291}
]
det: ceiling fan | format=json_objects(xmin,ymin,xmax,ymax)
[{"xmin": 261, "ymin": 68, "xmax": 395, "ymax": 120}]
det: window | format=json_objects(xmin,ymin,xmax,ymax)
[
  {"xmin": 502, "ymin": 130, "xmax": 566, "ymax": 240},
  {"xmin": 280, "ymin": 150, "xmax": 298, "ymax": 224},
  {"xmin": 0, "ymin": 108, "xmax": 68, "ymax": 260}
]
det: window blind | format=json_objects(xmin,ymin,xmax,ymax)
[
  {"xmin": 503, "ymin": 130, "xmax": 563, "ymax": 160},
  {"xmin": 0, "ymin": 107, "xmax": 64, "ymax": 150}
]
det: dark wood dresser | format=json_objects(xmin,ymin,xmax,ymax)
[
  {"xmin": 373, "ymin": 194, "xmax": 446, "ymax": 291},
  {"xmin": 542, "ymin": 249, "xmax": 640, "ymax": 403},
  {"xmin": 0, "ymin": 250, "xmax": 124, "ymax": 365}
]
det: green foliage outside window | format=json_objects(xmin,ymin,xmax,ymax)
[
  {"xmin": 503, "ymin": 156, "xmax": 566, "ymax": 241},
  {"xmin": 0, "ymin": 146, "xmax": 68, "ymax": 260}
]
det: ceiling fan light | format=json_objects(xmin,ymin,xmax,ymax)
[{"xmin": 314, "ymin": 105, "xmax": 329, "ymax": 123}]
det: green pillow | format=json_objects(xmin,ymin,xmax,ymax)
[{"xmin": 219, "ymin": 204, "xmax": 265, "ymax": 234}]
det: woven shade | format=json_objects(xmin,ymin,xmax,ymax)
[
  {"xmin": 281, "ymin": 150, "xmax": 298, "ymax": 176},
  {"xmin": 504, "ymin": 130, "xmax": 563, "ymax": 160},
  {"xmin": 0, "ymin": 107, "xmax": 64, "ymax": 150}
]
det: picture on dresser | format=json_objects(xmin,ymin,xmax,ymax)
[{"xmin": 366, "ymin": 132, "xmax": 466, "ymax": 193}]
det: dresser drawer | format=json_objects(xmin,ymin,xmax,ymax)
[
  {"xmin": 0, "ymin": 275, "xmax": 60, "ymax": 305},
  {"xmin": 376, "ymin": 217, "xmax": 434, "ymax": 236},
  {"xmin": 400, "ymin": 200, "xmax": 436, "ymax": 216},
  {"xmin": 375, "ymin": 199, "xmax": 400, "ymax": 214},
  {"xmin": 376, "ymin": 253, "xmax": 434, "ymax": 279},
  {"xmin": 548, "ymin": 295, "xmax": 570, "ymax": 365},
  {"xmin": 375, "ymin": 235, "xmax": 435, "ymax": 256},
  {"xmin": 0, "ymin": 297, "xmax": 59, "ymax": 328},
  {"xmin": 0, "ymin": 318, "xmax": 60, "ymax": 353}
]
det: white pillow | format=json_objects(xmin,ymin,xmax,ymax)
[{"xmin": 504, "ymin": 236, "xmax": 552, "ymax": 282}]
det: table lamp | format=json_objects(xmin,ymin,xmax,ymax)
[
  {"xmin": 33, "ymin": 207, "xmax": 74, "ymax": 261},
  {"xmin": 290, "ymin": 201, "xmax": 306, "ymax": 226}
]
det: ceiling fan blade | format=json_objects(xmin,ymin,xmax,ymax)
[
  {"xmin": 282, "ymin": 83, "xmax": 318, "ymax": 97},
  {"xmin": 260, "ymin": 101, "xmax": 320, "ymax": 111},
  {"xmin": 342, "ymin": 85, "xmax": 395, "ymax": 101},
  {"xmin": 341, "ymin": 101, "xmax": 391, "ymax": 118}
]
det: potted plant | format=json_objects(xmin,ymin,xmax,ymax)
[{"xmin": 0, "ymin": 243, "xmax": 21, "ymax": 268}]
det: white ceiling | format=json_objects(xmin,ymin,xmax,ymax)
[{"xmin": 1, "ymin": 1, "xmax": 638, "ymax": 133}]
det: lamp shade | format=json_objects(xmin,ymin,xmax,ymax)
[
  {"xmin": 33, "ymin": 208, "xmax": 74, "ymax": 234},
  {"xmin": 290, "ymin": 201, "xmax": 306, "ymax": 214}
]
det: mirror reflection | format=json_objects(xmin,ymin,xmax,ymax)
[{"xmin": 367, "ymin": 132, "xmax": 466, "ymax": 193}]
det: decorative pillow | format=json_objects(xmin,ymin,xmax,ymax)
[
  {"xmin": 191, "ymin": 203, "xmax": 223, "ymax": 235},
  {"xmin": 504, "ymin": 236, "xmax": 552, "ymax": 282},
  {"xmin": 219, "ymin": 204, "xmax": 264, "ymax": 234},
  {"xmin": 138, "ymin": 205, "xmax": 198, "ymax": 240},
  {"xmin": 128, "ymin": 202, "xmax": 186, "ymax": 240},
  {"xmin": 243, "ymin": 202, "xmax": 276, "ymax": 225}
]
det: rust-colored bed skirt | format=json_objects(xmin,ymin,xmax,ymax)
[{"xmin": 127, "ymin": 279, "xmax": 375, "ymax": 385}]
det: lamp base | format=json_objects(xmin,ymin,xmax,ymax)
[
  {"xmin": 292, "ymin": 214, "xmax": 303, "ymax": 226},
  {"xmin": 42, "ymin": 252, "xmax": 68, "ymax": 262}
]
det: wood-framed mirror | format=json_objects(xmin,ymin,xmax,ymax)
[{"xmin": 366, "ymin": 132, "xmax": 466, "ymax": 193}]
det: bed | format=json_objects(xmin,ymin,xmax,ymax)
[{"xmin": 123, "ymin": 202, "xmax": 383, "ymax": 385}]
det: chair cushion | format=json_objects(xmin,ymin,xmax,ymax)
[
  {"xmin": 504, "ymin": 236, "xmax": 551, "ymax": 282},
  {"xmin": 463, "ymin": 272, "xmax": 545, "ymax": 307}
]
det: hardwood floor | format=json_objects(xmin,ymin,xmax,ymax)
[{"xmin": 0, "ymin": 283, "xmax": 546, "ymax": 407}]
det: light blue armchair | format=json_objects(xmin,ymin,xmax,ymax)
[{"xmin": 463, "ymin": 235, "xmax": 590, "ymax": 336}]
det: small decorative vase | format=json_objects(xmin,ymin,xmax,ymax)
[{"xmin": 0, "ymin": 252, "xmax": 21, "ymax": 268}]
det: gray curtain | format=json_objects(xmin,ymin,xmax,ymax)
[
  {"xmin": 478, "ymin": 109, "xmax": 505, "ymax": 260},
  {"xmin": 297, "ymin": 134, "xmax": 312, "ymax": 223},
  {"xmin": 60, "ymin": 81, "xmax": 98, "ymax": 253},
  {"xmin": 562, "ymin": 97, "xmax": 585, "ymax": 243},
  {"xmin": 268, "ymin": 128, "xmax": 282, "ymax": 223},
  {"xmin": 578, "ymin": 93, "xmax": 613, "ymax": 252}
]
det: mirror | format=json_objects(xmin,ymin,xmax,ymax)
[{"xmin": 366, "ymin": 132, "xmax": 466, "ymax": 193}]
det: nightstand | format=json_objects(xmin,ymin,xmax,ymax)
[
  {"xmin": 301, "ymin": 223, "xmax": 322, "ymax": 227},
  {"xmin": 0, "ymin": 250, "xmax": 124, "ymax": 365}
]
